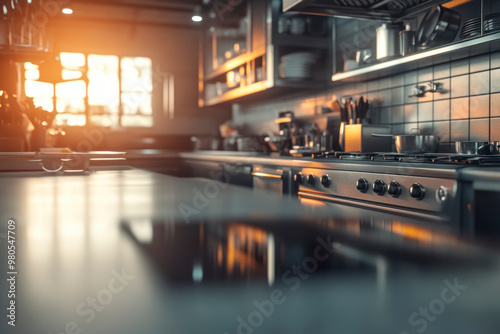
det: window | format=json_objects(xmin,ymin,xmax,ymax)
[{"xmin": 24, "ymin": 53, "xmax": 154, "ymax": 127}]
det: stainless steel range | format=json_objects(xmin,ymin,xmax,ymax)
[{"xmin": 293, "ymin": 151, "xmax": 500, "ymax": 230}]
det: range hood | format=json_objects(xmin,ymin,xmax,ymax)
[{"xmin": 283, "ymin": 0, "xmax": 451, "ymax": 21}]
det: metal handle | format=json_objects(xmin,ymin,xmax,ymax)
[
  {"xmin": 371, "ymin": 133, "xmax": 394, "ymax": 138},
  {"xmin": 251, "ymin": 172, "xmax": 283, "ymax": 180}
]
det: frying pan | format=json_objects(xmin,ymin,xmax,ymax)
[{"xmin": 417, "ymin": 5, "xmax": 461, "ymax": 49}]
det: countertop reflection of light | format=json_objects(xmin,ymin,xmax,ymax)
[
  {"xmin": 62, "ymin": 8, "xmax": 73, "ymax": 15},
  {"xmin": 192, "ymin": 262, "xmax": 203, "ymax": 283}
]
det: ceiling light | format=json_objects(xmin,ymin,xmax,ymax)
[
  {"xmin": 62, "ymin": 8, "xmax": 73, "ymax": 15},
  {"xmin": 191, "ymin": 5, "xmax": 202, "ymax": 22}
]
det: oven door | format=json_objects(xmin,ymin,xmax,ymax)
[
  {"xmin": 252, "ymin": 165, "xmax": 292, "ymax": 197},
  {"xmin": 298, "ymin": 190, "xmax": 453, "ymax": 225}
]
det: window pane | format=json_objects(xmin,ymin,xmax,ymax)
[
  {"xmin": 90, "ymin": 115, "xmax": 118, "ymax": 128},
  {"xmin": 121, "ymin": 115, "xmax": 153, "ymax": 127},
  {"xmin": 25, "ymin": 81, "xmax": 53, "ymax": 98},
  {"xmin": 121, "ymin": 57, "xmax": 152, "ymax": 92},
  {"xmin": 56, "ymin": 80, "xmax": 86, "ymax": 99},
  {"xmin": 56, "ymin": 98, "xmax": 85, "ymax": 113},
  {"xmin": 62, "ymin": 70, "xmax": 83, "ymax": 80},
  {"xmin": 56, "ymin": 114, "xmax": 86, "ymax": 127},
  {"xmin": 121, "ymin": 92, "xmax": 152, "ymax": 115},
  {"xmin": 25, "ymin": 62, "xmax": 38, "ymax": 70},
  {"xmin": 60, "ymin": 52, "xmax": 86, "ymax": 68},
  {"xmin": 88, "ymin": 55, "xmax": 119, "ymax": 115},
  {"xmin": 25, "ymin": 68, "xmax": 40, "ymax": 80}
]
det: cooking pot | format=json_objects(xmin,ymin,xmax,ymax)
[
  {"xmin": 376, "ymin": 22, "xmax": 404, "ymax": 60},
  {"xmin": 455, "ymin": 141, "xmax": 500, "ymax": 155},
  {"xmin": 372, "ymin": 130, "xmax": 441, "ymax": 153}
]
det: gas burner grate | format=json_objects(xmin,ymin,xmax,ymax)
[
  {"xmin": 337, "ymin": 152, "xmax": 378, "ymax": 160},
  {"xmin": 371, "ymin": 153, "xmax": 406, "ymax": 161},
  {"xmin": 311, "ymin": 151, "xmax": 500, "ymax": 166},
  {"xmin": 312, "ymin": 151, "xmax": 337, "ymax": 159}
]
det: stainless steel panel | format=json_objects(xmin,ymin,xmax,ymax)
[{"xmin": 297, "ymin": 167, "xmax": 457, "ymax": 213}]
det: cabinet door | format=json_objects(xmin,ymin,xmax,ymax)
[{"xmin": 250, "ymin": 0, "xmax": 268, "ymax": 52}]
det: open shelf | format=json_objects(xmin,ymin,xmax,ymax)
[
  {"xmin": 204, "ymin": 50, "xmax": 265, "ymax": 82},
  {"xmin": 203, "ymin": 81, "xmax": 269, "ymax": 107},
  {"xmin": 332, "ymin": 32, "xmax": 500, "ymax": 83},
  {"xmin": 202, "ymin": 77, "xmax": 329, "ymax": 107}
]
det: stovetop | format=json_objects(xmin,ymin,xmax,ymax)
[{"xmin": 312, "ymin": 151, "xmax": 500, "ymax": 166}]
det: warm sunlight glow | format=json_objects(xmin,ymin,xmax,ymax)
[
  {"xmin": 60, "ymin": 52, "xmax": 86, "ymax": 68},
  {"xmin": 25, "ymin": 53, "xmax": 153, "ymax": 127},
  {"xmin": 62, "ymin": 70, "xmax": 83, "ymax": 80},
  {"xmin": 88, "ymin": 55, "xmax": 119, "ymax": 116},
  {"xmin": 62, "ymin": 8, "xmax": 73, "ymax": 15}
]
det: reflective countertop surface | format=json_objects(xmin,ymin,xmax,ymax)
[{"xmin": 1, "ymin": 167, "xmax": 500, "ymax": 334}]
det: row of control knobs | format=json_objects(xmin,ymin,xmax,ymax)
[
  {"xmin": 357, "ymin": 178, "xmax": 424, "ymax": 200},
  {"xmin": 294, "ymin": 173, "xmax": 425, "ymax": 200},
  {"xmin": 294, "ymin": 173, "xmax": 330, "ymax": 187}
]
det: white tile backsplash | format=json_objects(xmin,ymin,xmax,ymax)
[
  {"xmin": 434, "ymin": 63, "xmax": 450, "ymax": 80},
  {"xmin": 235, "ymin": 53, "xmax": 500, "ymax": 143},
  {"xmin": 418, "ymin": 67, "xmax": 433, "ymax": 82},
  {"xmin": 470, "ymin": 118, "xmax": 490, "ymax": 141},
  {"xmin": 418, "ymin": 102, "xmax": 433, "ymax": 122},
  {"xmin": 470, "ymin": 71, "xmax": 490, "ymax": 96},
  {"xmin": 451, "ymin": 97, "xmax": 469, "ymax": 120},
  {"xmin": 451, "ymin": 120, "xmax": 469, "ymax": 141},
  {"xmin": 492, "ymin": 93, "xmax": 500, "ymax": 117},
  {"xmin": 434, "ymin": 100, "xmax": 450, "ymax": 121},
  {"xmin": 451, "ymin": 58, "xmax": 469, "ymax": 76},
  {"xmin": 491, "ymin": 69, "xmax": 500, "ymax": 93},
  {"xmin": 470, "ymin": 54, "xmax": 490, "ymax": 73},
  {"xmin": 470, "ymin": 95, "xmax": 489, "ymax": 118},
  {"xmin": 451, "ymin": 74, "xmax": 469, "ymax": 98}
]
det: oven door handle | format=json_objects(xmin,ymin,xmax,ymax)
[{"xmin": 251, "ymin": 172, "xmax": 283, "ymax": 180}]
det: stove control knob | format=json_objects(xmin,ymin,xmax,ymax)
[
  {"xmin": 388, "ymin": 181, "xmax": 402, "ymax": 198},
  {"xmin": 436, "ymin": 186, "xmax": 448, "ymax": 203},
  {"xmin": 372, "ymin": 180, "xmax": 387, "ymax": 196},
  {"xmin": 410, "ymin": 183, "xmax": 425, "ymax": 200},
  {"xmin": 294, "ymin": 173, "xmax": 304, "ymax": 184},
  {"xmin": 321, "ymin": 174, "xmax": 331, "ymax": 188},
  {"xmin": 356, "ymin": 178, "xmax": 369, "ymax": 193},
  {"xmin": 307, "ymin": 174, "xmax": 316, "ymax": 186}
]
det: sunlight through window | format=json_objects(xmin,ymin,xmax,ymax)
[{"xmin": 24, "ymin": 53, "xmax": 154, "ymax": 127}]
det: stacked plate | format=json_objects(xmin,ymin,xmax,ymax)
[
  {"xmin": 460, "ymin": 17, "xmax": 482, "ymax": 40},
  {"xmin": 484, "ymin": 13, "xmax": 500, "ymax": 34},
  {"xmin": 461, "ymin": 14, "xmax": 500, "ymax": 40},
  {"xmin": 279, "ymin": 52, "xmax": 318, "ymax": 79}
]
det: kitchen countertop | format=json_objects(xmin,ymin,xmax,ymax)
[{"xmin": 1, "ymin": 166, "xmax": 500, "ymax": 334}]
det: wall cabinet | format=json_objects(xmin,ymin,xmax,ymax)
[
  {"xmin": 327, "ymin": 0, "xmax": 499, "ymax": 85},
  {"xmin": 198, "ymin": 0, "xmax": 334, "ymax": 108}
]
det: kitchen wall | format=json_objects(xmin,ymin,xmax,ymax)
[
  {"xmin": 233, "ymin": 16, "xmax": 500, "ymax": 152},
  {"xmin": 46, "ymin": 17, "xmax": 230, "ymax": 136}
]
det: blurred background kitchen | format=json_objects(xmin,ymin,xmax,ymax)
[
  {"xmin": 0, "ymin": 0, "xmax": 498, "ymax": 158},
  {"xmin": 3, "ymin": 1, "xmax": 500, "ymax": 334}
]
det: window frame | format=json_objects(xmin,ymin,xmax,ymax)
[{"xmin": 24, "ymin": 52, "xmax": 155, "ymax": 128}]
